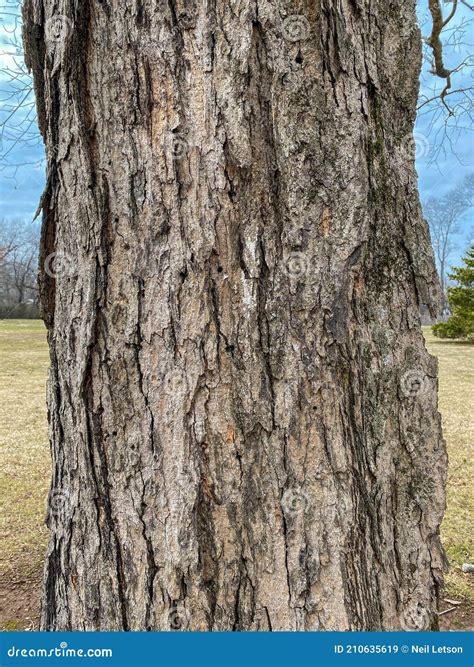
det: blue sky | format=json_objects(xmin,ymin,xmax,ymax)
[
  {"xmin": 415, "ymin": 0, "xmax": 473, "ymax": 261},
  {"xmin": 0, "ymin": 0, "xmax": 472, "ymax": 268}
]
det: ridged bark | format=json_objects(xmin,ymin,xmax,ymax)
[{"xmin": 23, "ymin": 0, "xmax": 447, "ymax": 631}]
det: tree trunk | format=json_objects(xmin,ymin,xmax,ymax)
[{"xmin": 23, "ymin": 0, "xmax": 447, "ymax": 632}]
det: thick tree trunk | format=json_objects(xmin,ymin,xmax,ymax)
[{"xmin": 23, "ymin": 0, "xmax": 447, "ymax": 631}]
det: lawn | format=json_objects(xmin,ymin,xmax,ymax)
[
  {"xmin": 424, "ymin": 327, "xmax": 474, "ymax": 628},
  {"xmin": 0, "ymin": 320, "xmax": 50, "ymax": 630},
  {"xmin": 0, "ymin": 321, "xmax": 472, "ymax": 630}
]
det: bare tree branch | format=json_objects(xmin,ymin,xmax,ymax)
[{"xmin": 424, "ymin": 0, "xmax": 473, "ymax": 116}]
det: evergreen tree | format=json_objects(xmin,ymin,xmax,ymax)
[{"xmin": 433, "ymin": 245, "xmax": 474, "ymax": 341}]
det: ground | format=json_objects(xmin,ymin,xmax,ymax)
[
  {"xmin": 0, "ymin": 320, "xmax": 49, "ymax": 631},
  {"xmin": 424, "ymin": 328, "xmax": 474, "ymax": 630},
  {"xmin": 0, "ymin": 321, "xmax": 472, "ymax": 631}
]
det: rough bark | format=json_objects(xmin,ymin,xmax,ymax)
[{"xmin": 23, "ymin": 0, "xmax": 447, "ymax": 631}]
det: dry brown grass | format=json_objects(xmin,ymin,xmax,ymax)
[
  {"xmin": 423, "ymin": 327, "xmax": 474, "ymax": 628},
  {"xmin": 0, "ymin": 320, "xmax": 50, "ymax": 629}
]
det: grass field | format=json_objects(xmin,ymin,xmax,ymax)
[
  {"xmin": 0, "ymin": 321, "xmax": 472, "ymax": 630},
  {"xmin": 0, "ymin": 320, "xmax": 50, "ymax": 630},
  {"xmin": 424, "ymin": 328, "xmax": 474, "ymax": 628}
]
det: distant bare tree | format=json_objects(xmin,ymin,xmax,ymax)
[
  {"xmin": 0, "ymin": 218, "xmax": 40, "ymax": 311},
  {"xmin": 424, "ymin": 173, "xmax": 474, "ymax": 310}
]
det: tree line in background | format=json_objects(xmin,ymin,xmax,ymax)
[
  {"xmin": 1, "ymin": 170, "xmax": 471, "ymax": 323},
  {"xmin": 423, "ymin": 172, "xmax": 473, "ymax": 316},
  {"xmin": 0, "ymin": 217, "xmax": 40, "ymax": 318}
]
